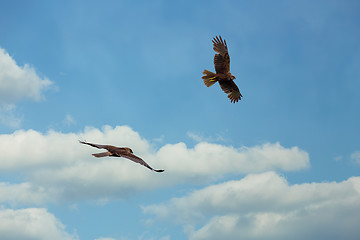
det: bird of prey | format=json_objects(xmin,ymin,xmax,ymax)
[
  {"xmin": 202, "ymin": 35, "xmax": 242, "ymax": 103},
  {"xmin": 79, "ymin": 141, "xmax": 164, "ymax": 172}
]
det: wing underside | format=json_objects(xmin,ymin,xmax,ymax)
[
  {"xmin": 212, "ymin": 36, "xmax": 230, "ymax": 74},
  {"xmin": 219, "ymin": 80, "xmax": 242, "ymax": 103},
  {"xmin": 120, "ymin": 153, "xmax": 164, "ymax": 172}
]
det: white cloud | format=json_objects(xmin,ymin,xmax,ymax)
[
  {"xmin": 0, "ymin": 182, "xmax": 52, "ymax": 206},
  {"xmin": 0, "ymin": 125, "xmax": 309, "ymax": 205},
  {"xmin": 143, "ymin": 172, "xmax": 360, "ymax": 240},
  {"xmin": 156, "ymin": 141, "xmax": 309, "ymax": 180},
  {"xmin": 0, "ymin": 128, "xmax": 82, "ymax": 170},
  {"xmin": 351, "ymin": 151, "xmax": 360, "ymax": 165},
  {"xmin": 0, "ymin": 47, "xmax": 53, "ymax": 105},
  {"xmin": 0, "ymin": 208, "xmax": 77, "ymax": 240},
  {"xmin": 0, "ymin": 47, "xmax": 54, "ymax": 128}
]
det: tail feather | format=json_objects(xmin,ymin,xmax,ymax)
[
  {"xmin": 202, "ymin": 70, "xmax": 217, "ymax": 87},
  {"xmin": 92, "ymin": 152, "xmax": 111, "ymax": 158}
]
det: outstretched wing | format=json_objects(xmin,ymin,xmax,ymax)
[
  {"xmin": 219, "ymin": 80, "xmax": 242, "ymax": 103},
  {"xmin": 120, "ymin": 152, "xmax": 165, "ymax": 173},
  {"xmin": 212, "ymin": 36, "xmax": 230, "ymax": 74},
  {"xmin": 79, "ymin": 141, "xmax": 108, "ymax": 149},
  {"xmin": 80, "ymin": 141, "xmax": 164, "ymax": 172},
  {"xmin": 79, "ymin": 141, "xmax": 120, "ymax": 152}
]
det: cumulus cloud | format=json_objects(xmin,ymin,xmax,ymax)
[
  {"xmin": 0, "ymin": 125, "xmax": 309, "ymax": 205},
  {"xmin": 143, "ymin": 172, "xmax": 360, "ymax": 240},
  {"xmin": 157, "ymin": 141, "xmax": 309, "ymax": 179},
  {"xmin": 0, "ymin": 47, "xmax": 53, "ymax": 105},
  {"xmin": 0, "ymin": 208, "xmax": 77, "ymax": 240},
  {"xmin": 0, "ymin": 182, "xmax": 52, "ymax": 206},
  {"xmin": 0, "ymin": 47, "xmax": 54, "ymax": 128}
]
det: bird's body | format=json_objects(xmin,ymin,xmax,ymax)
[
  {"xmin": 79, "ymin": 141, "xmax": 164, "ymax": 172},
  {"xmin": 202, "ymin": 35, "xmax": 242, "ymax": 103}
]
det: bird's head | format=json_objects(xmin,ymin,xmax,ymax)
[
  {"xmin": 230, "ymin": 74, "xmax": 236, "ymax": 80},
  {"xmin": 125, "ymin": 147, "xmax": 133, "ymax": 154}
]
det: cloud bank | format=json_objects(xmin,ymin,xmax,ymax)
[
  {"xmin": 143, "ymin": 171, "xmax": 360, "ymax": 240},
  {"xmin": 0, "ymin": 125, "xmax": 309, "ymax": 205},
  {"xmin": 1, "ymin": 125, "xmax": 358, "ymax": 240}
]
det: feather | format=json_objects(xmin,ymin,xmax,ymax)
[{"xmin": 92, "ymin": 152, "xmax": 111, "ymax": 158}]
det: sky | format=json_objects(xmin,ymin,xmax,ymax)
[{"xmin": 0, "ymin": 0, "xmax": 360, "ymax": 239}]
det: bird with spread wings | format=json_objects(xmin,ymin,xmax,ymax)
[
  {"xmin": 202, "ymin": 35, "xmax": 242, "ymax": 103},
  {"xmin": 79, "ymin": 141, "xmax": 164, "ymax": 172}
]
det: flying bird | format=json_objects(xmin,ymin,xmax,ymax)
[
  {"xmin": 202, "ymin": 35, "xmax": 242, "ymax": 103},
  {"xmin": 79, "ymin": 141, "xmax": 164, "ymax": 172}
]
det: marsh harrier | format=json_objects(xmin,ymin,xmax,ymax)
[
  {"xmin": 80, "ymin": 141, "xmax": 164, "ymax": 172},
  {"xmin": 202, "ymin": 35, "xmax": 242, "ymax": 103}
]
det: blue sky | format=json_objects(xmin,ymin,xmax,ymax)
[{"xmin": 0, "ymin": 0, "xmax": 359, "ymax": 239}]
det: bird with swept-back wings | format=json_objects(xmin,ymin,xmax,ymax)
[
  {"xmin": 79, "ymin": 141, "xmax": 164, "ymax": 172},
  {"xmin": 202, "ymin": 35, "xmax": 242, "ymax": 103}
]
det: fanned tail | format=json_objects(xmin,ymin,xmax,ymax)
[
  {"xmin": 202, "ymin": 70, "xmax": 217, "ymax": 87},
  {"xmin": 92, "ymin": 152, "xmax": 111, "ymax": 158}
]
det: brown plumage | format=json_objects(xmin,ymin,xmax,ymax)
[
  {"xmin": 79, "ymin": 141, "xmax": 164, "ymax": 173},
  {"xmin": 202, "ymin": 35, "xmax": 242, "ymax": 103}
]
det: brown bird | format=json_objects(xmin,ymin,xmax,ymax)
[
  {"xmin": 79, "ymin": 141, "xmax": 164, "ymax": 172},
  {"xmin": 202, "ymin": 35, "xmax": 242, "ymax": 103}
]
